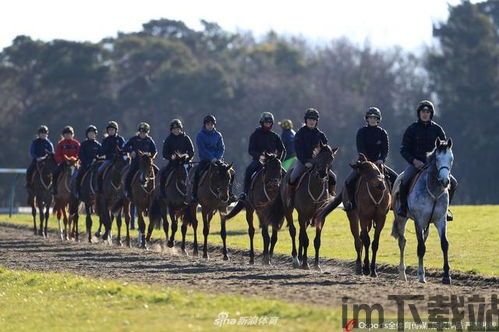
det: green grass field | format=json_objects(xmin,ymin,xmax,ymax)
[
  {"xmin": 2, "ymin": 205, "xmax": 497, "ymax": 276},
  {"xmin": 0, "ymin": 268, "xmax": 341, "ymax": 331}
]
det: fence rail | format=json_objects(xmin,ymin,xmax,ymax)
[{"xmin": 0, "ymin": 168, "xmax": 26, "ymax": 217}]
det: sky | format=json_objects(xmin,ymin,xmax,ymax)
[{"xmin": 0, "ymin": 0, "xmax": 471, "ymax": 52}]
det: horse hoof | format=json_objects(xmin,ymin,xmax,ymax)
[
  {"xmin": 167, "ymin": 240, "xmax": 174, "ymax": 248},
  {"xmin": 370, "ymin": 271, "xmax": 378, "ymax": 278},
  {"xmin": 192, "ymin": 250, "xmax": 198, "ymax": 257},
  {"xmin": 37, "ymin": 229, "xmax": 43, "ymax": 236},
  {"xmin": 292, "ymin": 258, "xmax": 300, "ymax": 269},
  {"xmin": 249, "ymin": 257, "xmax": 255, "ymax": 265},
  {"xmin": 301, "ymin": 263, "xmax": 310, "ymax": 270},
  {"xmin": 419, "ymin": 277, "xmax": 426, "ymax": 284},
  {"xmin": 181, "ymin": 249, "xmax": 189, "ymax": 256},
  {"xmin": 442, "ymin": 276, "xmax": 452, "ymax": 285},
  {"xmin": 313, "ymin": 264, "xmax": 322, "ymax": 272},
  {"xmin": 399, "ymin": 273, "xmax": 407, "ymax": 281},
  {"xmin": 203, "ymin": 253, "xmax": 209, "ymax": 260},
  {"xmin": 262, "ymin": 257, "xmax": 271, "ymax": 266},
  {"xmin": 94, "ymin": 231, "xmax": 101, "ymax": 238},
  {"xmin": 118, "ymin": 241, "xmax": 123, "ymax": 247},
  {"xmin": 363, "ymin": 267, "xmax": 370, "ymax": 276},
  {"xmin": 223, "ymin": 255, "xmax": 229, "ymax": 261}
]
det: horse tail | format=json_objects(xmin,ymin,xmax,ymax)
[
  {"xmin": 316, "ymin": 191, "xmax": 343, "ymax": 220},
  {"xmin": 263, "ymin": 194, "xmax": 285, "ymax": 230},
  {"xmin": 182, "ymin": 204, "xmax": 196, "ymax": 227},
  {"xmin": 225, "ymin": 200, "xmax": 245, "ymax": 220},
  {"xmin": 391, "ymin": 215, "xmax": 403, "ymax": 239},
  {"xmin": 149, "ymin": 196, "xmax": 162, "ymax": 229}
]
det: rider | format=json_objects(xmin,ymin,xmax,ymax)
[
  {"xmin": 124, "ymin": 122, "xmax": 158, "ymax": 199},
  {"xmin": 289, "ymin": 108, "xmax": 337, "ymax": 197},
  {"xmin": 343, "ymin": 107, "xmax": 398, "ymax": 211},
  {"xmin": 52, "ymin": 126, "xmax": 80, "ymax": 195},
  {"xmin": 279, "ymin": 119, "xmax": 296, "ymax": 171},
  {"xmin": 75, "ymin": 125, "xmax": 102, "ymax": 198},
  {"xmin": 159, "ymin": 119, "xmax": 194, "ymax": 197},
  {"xmin": 397, "ymin": 100, "xmax": 458, "ymax": 220},
  {"xmin": 239, "ymin": 112, "xmax": 285, "ymax": 201},
  {"xmin": 96, "ymin": 121, "xmax": 125, "ymax": 193},
  {"xmin": 189, "ymin": 115, "xmax": 236, "ymax": 202},
  {"xmin": 26, "ymin": 125, "xmax": 54, "ymax": 189}
]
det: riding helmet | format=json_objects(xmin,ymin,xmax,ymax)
[
  {"xmin": 416, "ymin": 100, "xmax": 435, "ymax": 119},
  {"xmin": 106, "ymin": 121, "xmax": 119, "ymax": 131},
  {"xmin": 38, "ymin": 125, "xmax": 49, "ymax": 134},
  {"xmin": 62, "ymin": 126, "xmax": 74, "ymax": 135},
  {"xmin": 138, "ymin": 122, "xmax": 150, "ymax": 133},
  {"xmin": 259, "ymin": 112, "xmax": 274, "ymax": 125},
  {"xmin": 86, "ymin": 125, "xmax": 98, "ymax": 136},
  {"xmin": 170, "ymin": 119, "xmax": 183, "ymax": 131},
  {"xmin": 304, "ymin": 108, "xmax": 320, "ymax": 121},
  {"xmin": 203, "ymin": 114, "xmax": 217, "ymax": 125},
  {"xmin": 365, "ymin": 107, "xmax": 382, "ymax": 121}
]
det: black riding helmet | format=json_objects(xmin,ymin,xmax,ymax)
[
  {"xmin": 304, "ymin": 108, "xmax": 320, "ymax": 121},
  {"xmin": 416, "ymin": 100, "xmax": 435, "ymax": 119},
  {"xmin": 259, "ymin": 112, "xmax": 274, "ymax": 125},
  {"xmin": 203, "ymin": 114, "xmax": 216, "ymax": 125},
  {"xmin": 138, "ymin": 122, "xmax": 150, "ymax": 133},
  {"xmin": 38, "ymin": 125, "xmax": 49, "ymax": 134},
  {"xmin": 170, "ymin": 119, "xmax": 183, "ymax": 131},
  {"xmin": 86, "ymin": 125, "xmax": 98, "ymax": 136},
  {"xmin": 62, "ymin": 126, "xmax": 74, "ymax": 135},
  {"xmin": 106, "ymin": 121, "xmax": 119, "ymax": 131},
  {"xmin": 365, "ymin": 107, "xmax": 382, "ymax": 121}
]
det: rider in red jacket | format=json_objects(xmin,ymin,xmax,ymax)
[{"xmin": 52, "ymin": 126, "xmax": 80, "ymax": 194}]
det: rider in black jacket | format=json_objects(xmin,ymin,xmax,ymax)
[
  {"xmin": 159, "ymin": 119, "xmax": 194, "ymax": 197},
  {"xmin": 240, "ymin": 112, "xmax": 285, "ymax": 200},
  {"xmin": 343, "ymin": 107, "xmax": 398, "ymax": 211},
  {"xmin": 397, "ymin": 100, "xmax": 458, "ymax": 220}
]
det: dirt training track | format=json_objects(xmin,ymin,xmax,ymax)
[{"xmin": 0, "ymin": 222, "xmax": 496, "ymax": 312}]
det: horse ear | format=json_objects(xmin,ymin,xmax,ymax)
[
  {"xmin": 435, "ymin": 138, "xmax": 441, "ymax": 147},
  {"xmin": 447, "ymin": 138, "xmax": 453, "ymax": 148},
  {"xmin": 332, "ymin": 147, "xmax": 339, "ymax": 155},
  {"xmin": 358, "ymin": 153, "xmax": 367, "ymax": 162}
]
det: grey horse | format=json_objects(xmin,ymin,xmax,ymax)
[{"xmin": 392, "ymin": 138, "xmax": 454, "ymax": 284}]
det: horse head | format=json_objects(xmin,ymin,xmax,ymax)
[
  {"xmin": 433, "ymin": 138, "xmax": 454, "ymax": 188},
  {"xmin": 312, "ymin": 143, "xmax": 338, "ymax": 178},
  {"xmin": 351, "ymin": 154, "xmax": 386, "ymax": 191},
  {"xmin": 261, "ymin": 152, "xmax": 282, "ymax": 191},
  {"xmin": 209, "ymin": 160, "xmax": 233, "ymax": 202}
]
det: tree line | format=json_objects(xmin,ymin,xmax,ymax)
[{"xmin": 0, "ymin": 0, "xmax": 497, "ymax": 205}]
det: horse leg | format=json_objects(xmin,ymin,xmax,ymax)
[
  {"xmin": 370, "ymin": 216, "xmax": 385, "ymax": 277},
  {"xmin": 262, "ymin": 225, "xmax": 271, "ymax": 266},
  {"xmin": 287, "ymin": 212, "xmax": 299, "ymax": 268},
  {"xmin": 146, "ymin": 216, "xmax": 154, "ymax": 243},
  {"xmin": 32, "ymin": 203, "xmax": 37, "ymax": 235},
  {"xmin": 392, "ymin": 214, "xmax": 408, "ymax": 281},
  {"xmin": 116, "ymin": 213, "xmax": 123, "ymax": 246},
  {"xmin": 168, "ymin": 209, "xmax": 178, "ymax": 248},
  {"xmin": 436, "ymin": 219, "xmax": 451, "ymax": 284},
  {"xmin": 192, "ymin": 206, "xmax": 199, "ymax": 257},
  {"xmin": 313, "ymin": 226, "xmax": 322, "ymax": 271},
  {"xmin": 269, "ymin": 225, "xmax": 278, "ymax": 262},
  {"xmin": 360, "ymin": 220, "xmax": 371, "ymax": 276},
  {"xmin": 202, "ymin": 210, "xmax": 211, "ymax": 260},
  {"xmin": 220, "ymin": 214, "xmax": 229, "ymax": 261},
  {"xmin": 347, "ymin": 211, "xmax": 362, "ymax": 275},
  {"xmin": 137, "ymin": 211, "xmax": 147, "ymax": 249},
  {"xmin": 415, "ymin": 223, "xmax": 427, "ymax": 283},
  {"xmin": 246, "ymin": 208, "xmax": 255, "ymax": 265},
  {"xmin": 180, "ymin": 216, "xmax": 189, "ymax": 256},
  {"xmin": 95, "ymin": 216, "xmax": 103, "ymax": 238},
  {"xmin": 43, "ymin": 205, "xmax": 50, "ymax": 238},
  {"xmin": 63, "ymin": 208, "xmax": 69, "ymax": 240},
  {"xmin": 298, "ymin": 215, "xmax": 310, "ymax": 270},
  {"xmin": 162, "ymin": 208, "xmax": 169, "ymax": 249},
  {"xmin": 85, "ymin": 204, "xmax": 92, "ymax": 243}
]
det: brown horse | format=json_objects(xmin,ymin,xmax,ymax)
[
  {"xmin": 54, "ymin": 156, "xmax": 79, "ymax": 240},
  {"xmin": 185, "ymin": 160, "xmax": 234, "ymax": 259},
  {"xmin": 317, "ymin": 154, "xmax": 391, "ymax": 276},
  {"xmin": 130, "ymin": 151, "xmax": 157, "ymax": 248},
  {"xmin": 97, "ymin": 152, "xmax": 130, "ymax": 245},
  {"xmin": 276, "ymin": 143, "xmax": 338, "ymax": 270},
  {"xmin": 148, "ymin": 153, "xmax": 190, "ymax": 253},
  {"xmin": 28, "ymin": 153, "xmax": 57, "ymax": 237},
  {"xmin": 69, "ymin": 160, "xmax": 103, "ymax": 243},
  {"xmin": 226, "ymin": 153, "xmax": 284, "ymax": 265}
]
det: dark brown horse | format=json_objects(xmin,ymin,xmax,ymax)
[
  {"xmin": 276, "ymin": 143, "xmax": 338, "ymax": 270},
  {"xmin": 226, "ymin": 153, "xmax": 284, "ymax": 265},
  {"xmin": 69, "ymin": 160, "xmax": 103, "ymax": 243},
  {"xmin": 149, "ymin": 153, "xmax": 190, "ymax": 253},
  {"xmin": 317, "ymin": 154, "xmax": 391, "ymax": 276},
  {"xmin": 28, "ymin": 153, "xmax": 57, "ymax": 237},
  {"xmin": 54, "ymin": 156, "xmax": 79, "ymax": 240},
  {"xmin": 130, "ymin": 151, "xmax": 156, "ymax": 248},
  {"xmin": 97, "ymin": 152, "xmax": 130, "ymax": 245},
  {"xmin": 185, "ymin": 160, "xmax": 234, "ymax": 259}
]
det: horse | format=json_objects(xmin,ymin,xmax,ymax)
[
  {"xmin": 53, "ymin": 155, "xmax": 79, "ymax": 240},
  {"xmin": 185, "ymin": 160, "xmax": 234, "ymax": 259},
  {"xmin": 69, "ymin": 159, "xmax": 103, "ymax": 243},
  {"xmin": 391, "ymin": 138, "xmax": 454, "ymax": 284},
  {"xmin": 316, "ymin": 154, "xmax": 391, "ymax": 276},
  {"xmin": 225, "ymin": 152, "xmax": 284, "ymax": 265},
  {"xmin": 97, "ymin": 152, "xmax": 130, "ymax": 245},
  {"xmin": 28, "ymin": 153, "xmax": 57, "ymax": 237},
  {"xmin": 273, "ymin": 142, "xmax": 338, "ymax": 270},
  {"xmin": 149, "ymin": 153, "xmax": 190, "ymax": 253},
  {"xmin": 130, "ymin": 151, "xmax": 157, "ymax": 248}
]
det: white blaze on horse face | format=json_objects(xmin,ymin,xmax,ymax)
[{"xmin": 436, "ymin": 148, "xmax": 453, "ymax": 187}]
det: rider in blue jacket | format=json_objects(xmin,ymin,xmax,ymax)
[{"xmin": 26, "ymin": 125, "xmax": 54, "ymax": 189}]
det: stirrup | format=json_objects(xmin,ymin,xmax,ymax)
[{"xmin": 446, "ymin": 210, "xmax": 453, "ymax": 222}]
